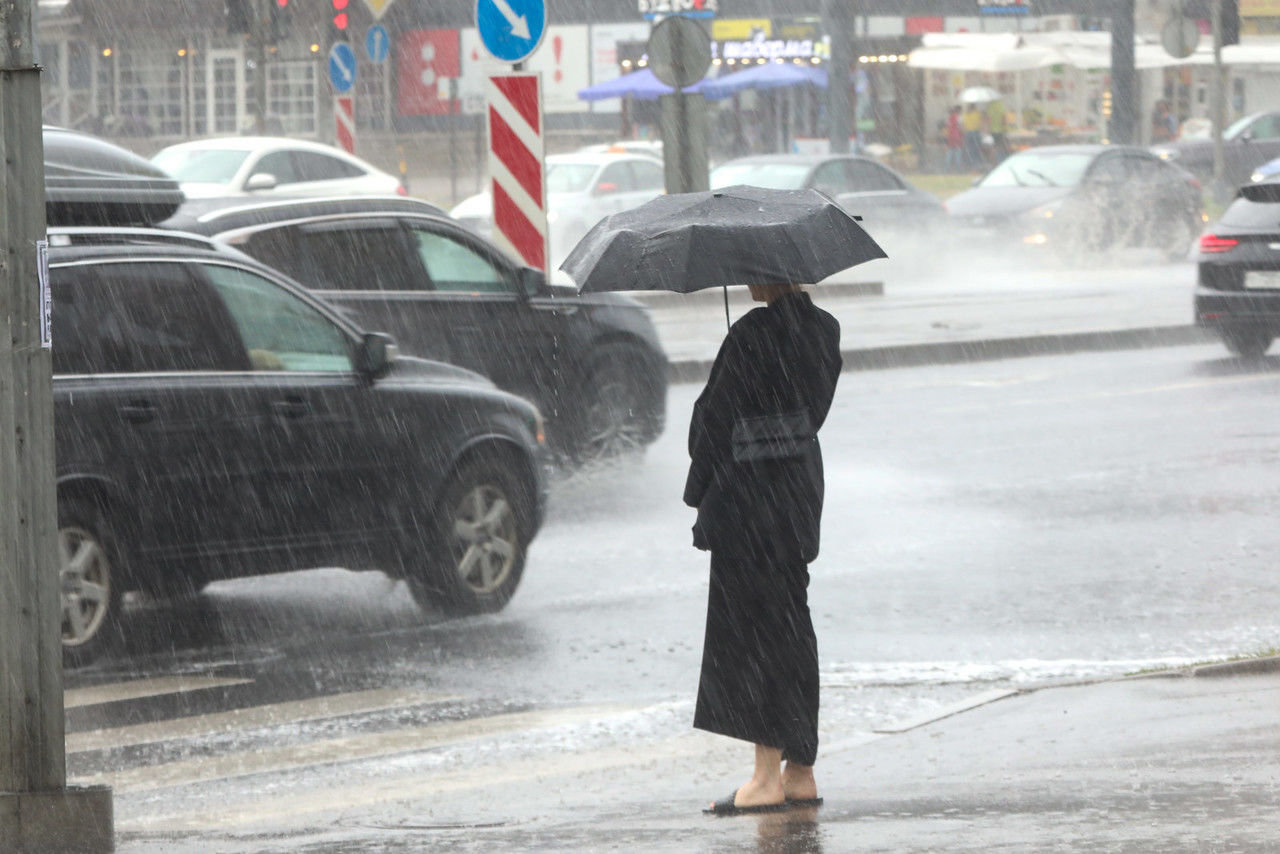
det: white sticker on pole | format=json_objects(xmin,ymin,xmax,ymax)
[{"xmin": 37, "ymin": 239, "xmax": 51, "ymax": 349}]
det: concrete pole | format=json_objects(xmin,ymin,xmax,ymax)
[
  {"xmin": 824, "ymin": 0, "xmax": 853, "ymax": 154},
  {"xmin": 0, "ymin": 0, "xmax": 113, "ymax": 848},
  {"xmin": 1210, "ymin": 0, "xmax": 1226, "ymax": 189},
  {"xmin": 1109, "ymin": 0, "xmax": 1136, "ymax": 144},
  {"xmin": 252, "ymin": 0, "xmax": 268, "ymax": 134}
]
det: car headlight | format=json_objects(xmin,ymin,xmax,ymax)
[
  {"xmin": 1251, "ymin": 170, "xmax": 1266, "ymax": 183},
  {"xmin": 1155, "ymin": 149, "xmax": 1177, "ymax": 161},
  {"xmin": 1027, "ymin": 200, "xmax": 1063, "ymax": 220}
]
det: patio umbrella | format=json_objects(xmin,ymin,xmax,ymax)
[
  {"xmin": 698, "ymin": 62, "xmax": 827, "ymax": 98},
  {"xmin": 560, "ymin": 185, "xmax": 886, "ymax": 328},
  {"xmin": 577, "ymin": 68, "xmax": 716, "ymax": 102}
]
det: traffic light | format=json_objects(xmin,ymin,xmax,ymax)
[
  {"xmin": 269, "ymin": 0, "xmax": 291, "ymax": 43},
  {"xmin": 1221, "ymin": 0, "xmax": 1240, "ymax": 46},
  {"xmin": 226, "ymin": 0, "xmax": 251, "ymax": 34},
  {"xmin": 330, "ymin": 0, "xmax": 350, "ymax": 40}
]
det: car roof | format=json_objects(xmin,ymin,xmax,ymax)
[
  {"xmin": 160, "ymin": 194, "xmax": 450, "ymax": 235},
  {"xmin": 48, "ymin": 237, "xmax": 244, "ymax": 266},
  {"xmin": 713, "ymin": 153, "xmax": 885, "ymax": 168},
  {"xmin": 547, "ymin": 151, "xmax": 656, "ymax": 166},
  {"xmin": 155, "ymin": 136, "xmax": 357, "ymax": 155}
]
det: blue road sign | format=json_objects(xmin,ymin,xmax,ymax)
[
  {"xmin": 328, "ymin": 42, "xmax": 357, "ymax": 94},
  {"xmin": 476, "ymin": 0, "xmax": 547, "ymax": 65},
  {"xmin": 366, "ymin": 25, "xmax": 390, "ymax": 64}
]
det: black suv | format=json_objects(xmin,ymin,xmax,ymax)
[
  {"xmin": 1195, "ymin": 180, "xmax": 1280, "ymax": 357},
  {"xmin": 161, "ymin": 196, "xmax": 668, "ymax": 463},
  {"xmin": 49, "ymin": 230, "xmax": 549, "ymax": 665}
]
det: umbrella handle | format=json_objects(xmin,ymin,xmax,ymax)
[{"xmin": 723, "ymin": 285, "xmax": 730, "ymax": 331}]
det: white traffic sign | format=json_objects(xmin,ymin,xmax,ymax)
[
  {"xmin": 329, "ymin": 42, "xmax": 357, "ymax": 93},
  {"xmin": 476, "ymin": 0, "xmax": 547, "ymax": 64}
]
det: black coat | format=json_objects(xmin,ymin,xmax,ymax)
[{"xmin": 683, "ymin": 291, "xmax": 841, "ymax": 564}]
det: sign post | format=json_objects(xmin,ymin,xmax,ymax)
[
  {"xmin": 648, "ymin": 15, "xmax": 712, "ymax": 194},
  {"xmin": 486, "ymin": 73, "xmax": 548, "ymax": 275},
  {"xmin": 329, "ymin": 42, "xmax": 357, "ymax": 153}
]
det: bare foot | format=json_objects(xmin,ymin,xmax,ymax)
[
  {"xmin": 782, "ymin": 763, "xmax": 819, "ymax": 802},
  {"xmin": 719, "ymin": 776, "xmax": 785, "ymax": 809}
]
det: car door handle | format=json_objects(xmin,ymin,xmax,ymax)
[
  {"xmin": 271, "ymin": 397, "xmax": 310, "ymax": 420},
  {"xmin": 119, "ymin": 401, "xmax": 157, "ymax": 424},
  {"xmin": 533, "ymin": 303, "xmax": 578, "ymax": 316}
]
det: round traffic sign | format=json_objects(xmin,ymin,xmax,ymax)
[
  {"xmin": 1161, "ymin": 15, "xmax": 1199, "ymax": 60},
  {"xmin": 648, "ymin": 16, "xmax": 712, "ymax": 90},
  {"xmin": 328, "ymin": 42, "xmax": 357, "ymax": 93},
  {"xmin": 476, "ymin": 0, "xmax": 547, "ymax": 65},
  {"xmin": 366, "ymin": 25, "xmax": 390, "ymax": 64}
]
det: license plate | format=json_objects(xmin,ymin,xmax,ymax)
[{"xmin": 1244, "ymin": 271, "xmax": 1280, "ymax": 290}]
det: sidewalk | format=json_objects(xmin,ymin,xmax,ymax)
[{"xmin": 639, "ymin": 258, "xmax": 1212, "ymax": 382}]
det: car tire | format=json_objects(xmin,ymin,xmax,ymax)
[
  {"xmin": 58, "ymin": 497, "xmax": 125, "ymax": 667},
  {"xmin": 567, "ymin": 350, "xmax": 656, "ymax": 465},
  {"xmin": 1222, "ymin": 329, "xmax": 1273, "ymax": 359},
  {"xmin": 406, "ymin": 455, "xmax": 530, "ymax": 617}
]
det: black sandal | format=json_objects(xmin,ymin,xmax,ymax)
[{"xmin": 704, "ymin": 791, "xmax": 791, "ymax": 816}]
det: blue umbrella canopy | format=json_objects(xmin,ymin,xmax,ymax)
[
  {"xmin": 577, "ymin": 68, "xmax": 719, "ymax": 102},
  {"xmin": 698, "ymin": 63, "xmax": 828, "ymax": 98}
]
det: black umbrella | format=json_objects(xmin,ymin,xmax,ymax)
[{"xmin": 559, "ymin": 185, "xmax": 887, "ymax": 326}]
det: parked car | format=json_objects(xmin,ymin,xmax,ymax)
[
  {"xmin": 1194, "ymin": 179, "xmax": 1280, "ymax": 357},
  {"xmin": 1249, "ymin": 155, "xmax": 1280, "ymax": 184},
  {"xmin": 44, "ymin": 125, "xmax": 184, "ymax": 226},
  {"xmin": 151, "ymin": 136, "xmax": 405, "ymax": 199},
  {"xmin": 946, "ymin": 145, "xmax": 1204, "ymax": 260},
  {"xmin": 709, "ymin": 153, "xmax": 948, "ymax": 253},
  {"xmin": 576, "ymin": 140, "xmax": 664, "ymax": 161},
  {"xmin": 46, "ymin": 230, "xmax": 548, "ymax": 665},
  {"xmin": 450, "ymin": 151, "xmax": 667, "ymax": 264},
  {"xmin": 1153, "ymin": 111, "xmax": 1280, "ymax": 190},
  {"xmin": 162, "ymin": 195, "xmax": 668, "ymax": 463}
]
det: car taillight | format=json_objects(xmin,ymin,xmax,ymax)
[
  {"xmin": 396, "ymin": 184, "xmax": 408, "ymax": 196},
  {"xmin": 1187, "ymin": 175, "xmax": 1201, "ymax": 189},
  {"xmin": 1199, "ymin": 233, "xmax": 1238, "ymax": 253}
]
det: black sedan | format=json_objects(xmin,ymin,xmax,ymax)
[
  {"xmin": 1195, "ymin": 180, "xmax": 1280, "ymax": 357},
  {"xmin": 49, "ymin": 232, "xmax": 549, "ymax": 665},
  {"xmin": 1152, "ymin": 111, "xmax": 1280, "ymax": 190},
  {"xmin": 709, "ymin": 153, "xmax": 948, "ymax": 253},
  {"xmin": 946, "ymin": 145, "xmax": 1204, "ymax": 261},
  {"xmin": 162, "ymin": 196, "xmax": 667, "ymax": 464}
]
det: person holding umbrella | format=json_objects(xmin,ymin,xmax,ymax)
[{"xmin": 561, "ymin": 185, "xmax": 886, "ymax": 817}]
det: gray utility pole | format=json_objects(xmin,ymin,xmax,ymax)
[
  {"xmin": 1210, "ymin": 0, "xmax": 1226, "ymax": 190},
  {"xmin": 0, "ymin": 0, "xmax": 113, "ymax": 850},
  {"xmin": 1109, "ymin": 0, "xmax": 1136, "ymax": 144},
  {"xmin": 252, "ymin": 0, "xmax": 269, "ymax": 134},
  {"xmin": 824, "ymin": 0, "xmax": 855, "ymax": 154}
]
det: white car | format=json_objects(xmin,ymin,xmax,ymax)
[
  {"xmin": 450, "ymin": 152, "xmax": 665, "ymax": 265},
  {"xmin": 152, "ymin": 136, "xmax": 405, "ymax": 200}
]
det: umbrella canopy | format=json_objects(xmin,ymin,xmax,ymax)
[
  {"xmin": 560, "ymin": 185, "xmax": 886, "ymax": 295},
  {"xmin": 698, "ymin": 62, "xmax": 827, "ymax": 98},
  {"xmin": 577, "ymin": 67, "xmax": 716, "ymax": 102},
  {"xmin": 959, "ymin": 85, "xmax": 1004, "ymax": 103}
]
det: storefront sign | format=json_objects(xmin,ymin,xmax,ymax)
[
  {"xmin": 638, "ymin": 0, "xmax": 718, "ymax": 20},
  {"xmin": 714, "ymin": 30, "xmax": 827, "ymax": 62},
  {"xmin": 712, "ymin": 18, "xmax": 768, "ymax": 40},
  {"xmin": 978, "ymin": 0, "xmax": 1030, "ymax": 15},
  {"xmin": 397, "ymin": 29, "xmax": 460, "ymax": 116}
]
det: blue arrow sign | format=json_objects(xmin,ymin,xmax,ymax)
[
  {"xmin": 328, "ymin": 42, "xmax": 357, "ymax": 94},
  {"xmin": 366, "ymin": 25, "xmax": 390, "ymax": 64},
  {"xmin": 476, "ymin": 0, "xmax": 547, "ymax": 65}
]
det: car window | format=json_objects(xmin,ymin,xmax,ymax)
[
  {"xmin": 200, "ymin": 264, "xmax": 353, "ymax": 372},
  {"xmin": 151, "ymin": 148, "xmax": 249, "ymax": 184},
  {"xmin": 1220, "ymin": 194, "xmax": 1280, "ymax": 227},
  {"xmin": 981, "ymin": 151, "xmax": 1093, "ymax": 187},
  {"xmin": 846, "ymin": 160, "xmax": 904, "ymax": 192},
  {"xmin": 253, "ymin": 151, "xmax": 299, "ymax": 185},
  {"xmin": 51, "ymin": 261, "xmax": 249, "ymax": 375},
  {"xmin": 293, "ymin": 152, "xmax": 365, "ymax": 181},
  {"xmin": 811, "ymin": 161, "xmax": 853, "ymax": 194},
  {"xmin": 629, "ymin": 159, "xmax": 665, "ymax": 191},
  {"xmin": 1086, "ymin": 155, "xmax": 1129, "ymax": 184},
  {"xmin": 596, "ymin": 162, "xmax": 635, "ymax": 193},
  {"xmin": 710, "ymin": 162, "xmax": 810, "ymax": 190},
  {"xmin": 1125, "ymin": 156, "xmax": 1164, "ymax": 183},
  {"xmin": 290, "ymin": 221, "xmax": 420, "ymax": 291},
  {"xmin": 408, "ymin": 226, "xmax": 512, "ymax": 294},
  {"xmin": 1248, "ymin": 114, "xmax": 1280, "ymax": 140}
]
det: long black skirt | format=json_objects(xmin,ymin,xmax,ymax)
[{"xmin": 693, "ymin": 550, "xmax": 819, "ymax": 766}]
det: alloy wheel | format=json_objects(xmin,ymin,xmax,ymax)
[
  {"xmin": 450, "ymin": 485, "xmax": 518, "ymax": 595},
  {"xmin": 59, "ymin": 525, "xmax": 111, "ymax": 647}
]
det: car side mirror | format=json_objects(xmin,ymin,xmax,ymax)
[
  {"xmin": 355, "ymin": 332, "xmax": 396, "ymax": 378},
  {"xmin": 517, "ymin": 265, "xmax": 547, "ymax": 297},
  {"xmin": 1240, "ymin": 129, "xmax": 1255, "ymax": 143},
  {"xmin": 245, "ymin": 172, "xmax": 278, "ymax": 192}
]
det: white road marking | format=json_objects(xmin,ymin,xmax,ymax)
[
  {"xmin": 74, "ymin": 703, "xmax": 636, "ymax": 795},
  {"xmin": 65, "ymin": 675, "xmax": 253, "ymax": 709},
  {"xmin": 68, "ymin": 688, "xmax": 457, "ymax": 754}
]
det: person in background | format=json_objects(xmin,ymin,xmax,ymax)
[
  {"xmin": 1152, "ymin": 100, "xmax": 1177, "ymax": 143},
  {"xmin": 946, "ymin": 106, "xmax": 964, "ymax": 173},
  {"xmin": 987, "ymin": 98, "xmax": 1009, "ymax": 162},
  {"xmin": 962, "ymin": 102, "xmax": 984, "ymax": 170}
]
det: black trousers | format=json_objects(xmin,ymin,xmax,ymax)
[{"xmin": 693, "ymin": 550, "xmax": 819, "ymax": 766}]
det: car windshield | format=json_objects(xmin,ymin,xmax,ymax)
[
  {"xmin": 978, "ymin": 152, "xmax": 1094, "ymax": 188},
  {"xmin": 1224, "ymin": 115, "xmax": 1256, "ymax": 140},
  {"xmin": 710, "ymin": 163, "xmax": 811, "ymax": 190},
  {"xmin": 152, "ymin": 148, "xmax": 251, "ymax": 184},
  {"xmin": 547, "ymin": 163, "xmax": 599, "ymax": 194}
]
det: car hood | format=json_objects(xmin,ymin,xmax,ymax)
[
  {"xmin": 450, "ymin": 191, "xmax": 491, "ymax": 219},
  {"xmin": 946, "ymin": 185, "xmax": 1074, "ymax": 219},
  {"xmin": 383, "ymin": 354, "xmax": 494, "ymax": 388}
]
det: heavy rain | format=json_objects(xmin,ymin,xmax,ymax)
[{"xmin": 2, "ymin": 0, "xmax": 1279, "ymax": 852}]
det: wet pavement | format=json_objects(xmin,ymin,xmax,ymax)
[{"xmin": 55, "ymin": 342, "xmax": 1280, "ymax": 851}]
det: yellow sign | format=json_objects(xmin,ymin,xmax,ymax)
[
  {"xmin": 1241, "ymin": 0, "xmax": 1280, "ymax": 15},
  {"xmin": 712, "ymin": 19, "xmax": 771, "ymax": 40},
  {"xmin": 362, "ymin": 0, "xmax": 396, "ymax": 19}
]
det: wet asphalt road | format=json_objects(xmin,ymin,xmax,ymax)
[{"xmin": 66, "ymin": 342, "xmax": 1280, "ymax": 850}]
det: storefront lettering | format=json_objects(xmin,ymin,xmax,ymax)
[{"xmin": 638, "ymin": 0, "xmax": 719, "ymax": 16}]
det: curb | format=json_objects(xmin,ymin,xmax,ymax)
[
  {"xmin": 667, "ymin": 324, "xmax": 1215, "ymax": 384},
  {"xmin": 1190, "ymin": 655, "xmax": 1280, "ymax": 678}
]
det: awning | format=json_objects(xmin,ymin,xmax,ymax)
[
  {"xmin": 909, "ymin": 30, "xmax": 1202, "ymax": 73},
  {"xmin": 577, "ymin": 68, "xmax": 716, "ymax": 102},
  {"xmin": 698, "ymin": 62, "xmax": 827, "ymax": 98}
]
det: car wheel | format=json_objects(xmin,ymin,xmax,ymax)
[
  {"xmin": 570, "ymin": 353, "xmax": 654, "ymax": 465},
  {"xmin": 58, "ymin": 498, "xmax": 124, "ymax": 667},
  {"xmin": 1222, "ymin": 329, "xmax": 1273, "ymax": 358},
  {"xmin": 407, "ymin": 456, "xmax": 529, "ymax": 617}
]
